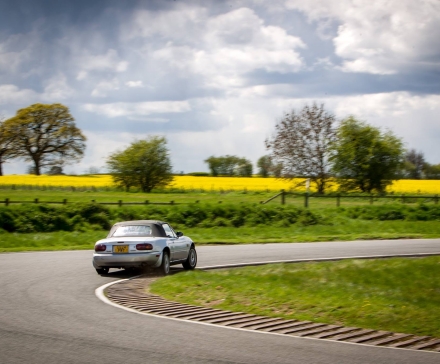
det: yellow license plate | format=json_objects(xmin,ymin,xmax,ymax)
[{"xmin": 113, "ymin": 245, "xmax": 129, "ymax": 253}]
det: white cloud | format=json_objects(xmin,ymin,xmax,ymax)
[
  {"xmin": 285, "ymin": 0, "xmax": 440, "ymax": 74},
  {"xmin": 0, "ymin": 46, "xmax": 22, "ymax": 73},
  {"xmin": 127, "ymin": 7, "xmax": 305, "ymax": 89},
  {"xmin": 42, "ymin": 74, "xmax": 74, "ymax": 100},
  {"xmin": 75, "ymin": 49, "xmax": 128, "ymax": 80},
  {"xmin": 332, "ymin": 92, "xmax": 440, "ymax": 120},
  {"xmin": 91, "ymin": 78, "xmax": 120, "ymax": 98},
  {"xmin": 330, "ymin": 91, "xmax": 440, "ymax": 162},
  {"xmin": 0, "ymin": 84, "xmax": 39, "ymax": 105},
  {"xmin": 0, "ymin": 31, "xmax": 41, "ymax": 74},
  {"xmin": 82, "ymin": 101, "xmax": 191, "ymax": 118},
  {"xmin": 123, "ymin": 5, "xmax": 207, "ymax": 41},
  {"xmin": 79, "ymin": 130, "xmax": 135, "ymax": 173},
  {"xmin": 125, "ymin": 80, "xmax": 144, "ymax": 88}
]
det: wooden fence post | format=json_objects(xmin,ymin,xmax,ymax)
[
  {"xmin": 281, "ymin": 189, "xmax": 285, "ymax": 205},
  {"xmin": 435, "ymin": 195, "xmax": 439, "ymax": 205},
  {"xmin": 118, "ymin": 200, "xmax": 122, "ymax": 207},
  {"xmin": 336, "ymin": 194, "xmax": 340, "ymax": 207},
  {"xmin": 34, "ymin": 198, "xmax": 39, "ymax": 204},
  {"xmin": 5, "ymin": 198, "xmax": 9, "ymax": 206},
  {"xmin": 304, "ymin": 192, "xmax": 309, "ymax": 208},
  {"xmin": 63, "ymin": 199, "xmax": 67, "ymax": 205}
]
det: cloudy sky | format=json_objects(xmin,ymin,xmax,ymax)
[{"xmin": 1, "ymin": 0, "xmax": 439, "ymax": 174}]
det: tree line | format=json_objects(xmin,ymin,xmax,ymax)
[
  {"xmin": 1, "ymin": 102, "xmax": 439, "ymax": 194},
  {"xmin": 208, "ymin": 104, "xmax": 439, "ymax": 193}
]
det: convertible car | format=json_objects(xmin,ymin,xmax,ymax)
[{"xmin": 92, "ymin": 220, "xmax": 197, "ymax": 275}]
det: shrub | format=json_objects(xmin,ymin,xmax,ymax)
[
  {"xmin": 88, "ymin": 212, "xmax": 111, "ymax": 230},
  {"xmin": 0, "ymin": 208, "xmax": 16, "ymax": 232},
  {"xmin": 297, "ymin": 210, "xmax": 320, "ymax": 226},
  {"xmin": 13, "ymin": 205, "xmax": 73, "ymax": 233}
]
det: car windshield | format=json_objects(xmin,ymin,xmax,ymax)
[{"xmin": 112, "ymin": 225, "xmax": 152, "ymax": 237}]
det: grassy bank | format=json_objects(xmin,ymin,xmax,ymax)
[
  {"xmin": 1, "ymin": 202, "xmax": 440, "ymax": 251},
  {"xmin": 0, "ymin": 231, "xmax": 107, "ymax": 252},
  {"xmin": 1, "ymin": 220, "xmax": 440, "ymax": 252},
  {"xmin": 150, "ymin": 257, "xmax": 440, "ymax": 337}
]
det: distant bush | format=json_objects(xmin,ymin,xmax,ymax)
[{"xmin": 186, "ymin": 172, "xmax": 210, "ymax": 176}]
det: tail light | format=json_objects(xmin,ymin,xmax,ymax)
[
  {"xmin": 95, "ymin": 244, "xmax": 106, "ymax": 252},
  {"xmin": 136, "ymin": 243, "xmax": 153, "ymax": 251}
]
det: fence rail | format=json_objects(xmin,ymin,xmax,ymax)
[
  {"xmin": 261, "ymin": 190, "xmax": 440, "ymax": 207},
  {"xmin": 0, "ymin": 198, "xmax": 184, "ymax": 206},
  {"xmin": 1, "ymin": 192, "xmax": 439, "ymax": 207}
]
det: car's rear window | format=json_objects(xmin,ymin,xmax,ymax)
[{"xmin": 112, "ymin": 225, "xmax": 152, "ymax": 237}]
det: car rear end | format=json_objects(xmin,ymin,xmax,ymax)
[{"xmin": 93, "ymin": 237, "xmax": 164, "ymax": 270}]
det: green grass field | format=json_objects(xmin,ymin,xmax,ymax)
[
  {"xmin": 0, "ymin": 188, "xmax": 436, "ymax": 209},
  {"xmin": 0, "ymin": 189, "xmax": 270, "ymax": 205},
  {"xmin": 150, "ymin": 256, "xmax": 440, "ymax": 337}
]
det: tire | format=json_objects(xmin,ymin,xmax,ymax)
[
  {"xmin": 182, "ymin": 247, "xmax": 197, "ymax": 270},
  {"xmin": 158, "ymin": 251, "xmax": 170, "ymax": 275},
  {"xmin": 95, "ymin": 267, "xmax": 109, "ymax": 275}
]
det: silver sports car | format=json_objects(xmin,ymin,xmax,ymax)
[{"xmin": 92, "ymin": 220, "xmax": 197, "ymax": 275}]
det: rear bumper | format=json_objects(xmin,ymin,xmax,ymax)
[{"xmin": 93, "ymin": 252, "xmax": 161, "ymax": 269}]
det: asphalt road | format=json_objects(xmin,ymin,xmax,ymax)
[{"xmin": 1, "ymin": 239, "xmax": 439, "ymax": 364}]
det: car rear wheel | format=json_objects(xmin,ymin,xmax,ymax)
[
  {"xmin": 182, "ymin": 247, "xmax": 197, "ymax": 270},
  {"xmin": 95, "ymin": 267, "xmax": 109, "ymax": 275},
  {"xmin": 158, "ymin": 251, "xmax": 170, "ymax": 275}
]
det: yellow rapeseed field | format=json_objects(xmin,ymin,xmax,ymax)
[
  {"xmin": 0, "ymin": 174, "xmax": 114, "ymax": 188},
  {"xmin": 0, "ymin": 175, "xmax": 439, "ymax": 194},
  {"xmin": 171, "ymin": 176, "xmax": 300, "ymax": 192}
]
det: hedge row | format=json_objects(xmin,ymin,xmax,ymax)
[
  {"xmin": 341, "ymin": 204, "xmax": 440, "ymax": 221},
  {"xmin": 0, "ymin": 203, "xmax": 439, "ymax": 233}
]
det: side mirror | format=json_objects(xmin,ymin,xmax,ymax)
[{"xmin": 176, "ymin": 231, "xmax": 183, "ymax": 237}]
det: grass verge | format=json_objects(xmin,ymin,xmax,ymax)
[
  {"xmin": 1, "ymin": 220, "xmax": 440, "ymax": 252},
  {"xmin": 0, "ymin": 231, "xmax": 107, "ymax": 252},
  {"xmin": 150, "ymin": 257, "xmax": 440, "ymax": 338}
]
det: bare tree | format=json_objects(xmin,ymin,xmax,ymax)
[{"xmin": 266, "ymin": 103, "xmax": 337, "ymax": 193}]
